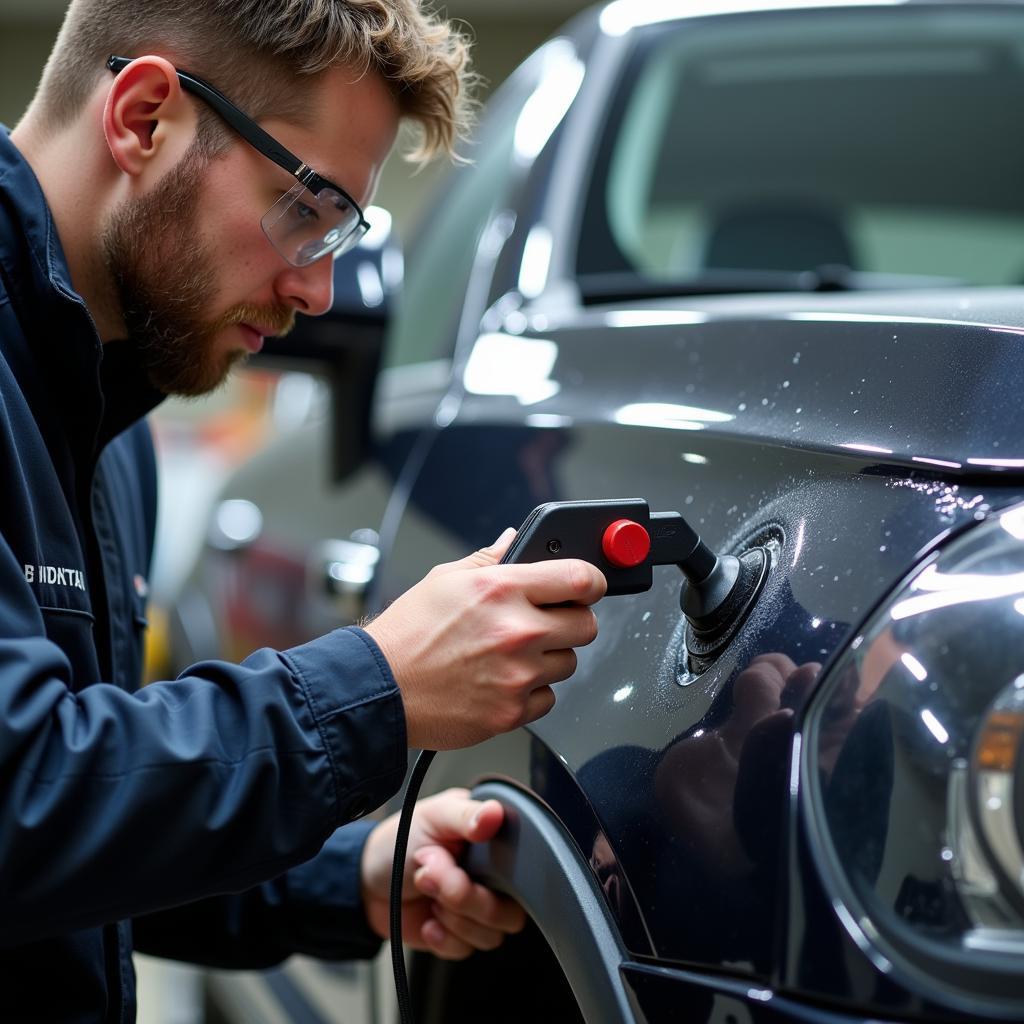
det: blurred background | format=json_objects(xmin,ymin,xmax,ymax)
[{"xmin": 0, "ymin": 1, "xmax": 593, "ymax": 1021}]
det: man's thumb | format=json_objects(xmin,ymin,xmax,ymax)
[
  {"xmin": 463, "ymin": 527, "xmax": 517, "ymax": 569},
  {"xmin": 426, "ymin": 527, "xmax": 517, "ymax": 577}
]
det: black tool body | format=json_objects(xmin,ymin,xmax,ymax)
[
  {"xmin": 499, "ymin": 499, "xmax": 770, "ymax": 673},
  {"xmin": 499, "ymin": 497, "xmax": 717, "ymax": 591},
  {"xmin": 501, "ymin": 498, "xmax": 653, "ymax": 592}
]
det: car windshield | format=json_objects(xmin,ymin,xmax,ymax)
[{"xmin": 577, "ymin": 6, "xmax": 1024, "ymax": 298}]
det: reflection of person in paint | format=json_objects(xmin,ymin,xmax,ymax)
[
  {"xmin": 571, "ymin": 653, "xmax": 826, "ymax": 967},
  {"xmin": 814, "ymin": 624, "xmax": 906, "ymax": 779},
  {"xmin": 590, "ymin": 832, "xmax": 622, "ymax": 910},
  {"xmin": 654, "ymin": 633, "xmax": 909, "ymax": 879},
  {"xmin": 655, "ymin": 654, "xmax": 821, "ymax": 878}
]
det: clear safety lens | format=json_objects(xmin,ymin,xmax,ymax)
[{"xmin": 261, "ymin": 179, "xmax": 368, "ymax": 267}]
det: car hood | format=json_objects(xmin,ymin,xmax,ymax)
[
  {"xmin": 460, "ymin": 286, "xmax": 1024, "ymax": 476},
  {"xmin": 605, "ymin": 284, "xmax": 1024, "ymax": 326}
]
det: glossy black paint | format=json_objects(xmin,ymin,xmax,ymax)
[
  {"xmin": 620, "ymin": 962, "xmax": 904, "ymax": 1024},
  {"xmin": 455, "ymin": 297, "xmax": 1024, "ymax": 474},
  {"xmin": 411, "ymin": 298, "xmax": 1024, "ymax": 1008},
  {"xmin": 376, "ymin": 373, "xmax": 1024, "ymax": 1017}
]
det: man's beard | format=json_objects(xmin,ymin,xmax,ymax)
[{"xmin": 101, "ymin": 147, "xmax": 295, "ymax": 397}]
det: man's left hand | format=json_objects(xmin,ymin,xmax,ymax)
[{"xmin": 360, "ymin": 788, "xmax": 527, "ymax": 960}]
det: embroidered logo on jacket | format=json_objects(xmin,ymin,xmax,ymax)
[{"xmin": 24, "ymin": 564, "xmax": 87, "ymax": 591}]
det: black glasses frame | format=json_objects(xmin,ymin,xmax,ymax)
[{"xmin": 106, "ymin": 55, "xmax": 371, "ymax": 239}]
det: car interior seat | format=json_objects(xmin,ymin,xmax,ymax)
[{"xmin": 702, "ymin": 201, "xmax": 856, "ymax": 273}]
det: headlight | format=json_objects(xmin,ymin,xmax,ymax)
[{"xmin": 805, "ymin": 503, "xmax": 1024, "ymax": 1012}]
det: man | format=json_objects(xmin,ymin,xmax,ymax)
[{"xmin": 0, "ymin": 0, "xmax": 607, "ymax": 1018}]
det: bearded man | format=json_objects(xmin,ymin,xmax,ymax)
[{"xmin": 0, "ymin": 1, "xmax": 606, "ymax": 1018}]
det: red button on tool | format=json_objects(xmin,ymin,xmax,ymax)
[{"xmin": 602, "ymin": 519, "xmax": 651, "ymax": 569}]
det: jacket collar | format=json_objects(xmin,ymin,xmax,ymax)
[{"xmin": 0, "ymin": 128, "xmax": 164, "ymax": 456}]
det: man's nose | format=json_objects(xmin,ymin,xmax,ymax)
[{"xmin": 276, "ymin": 255, "xmax": 335, "ymax": 317}]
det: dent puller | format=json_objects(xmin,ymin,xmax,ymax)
[
  {"xmin": 390, "ymin": 498, "xmax": 770, "ymax": 1024},
  {"xmin": 503, "ymin": 498, "xmax": 770, "ymax": 671}
]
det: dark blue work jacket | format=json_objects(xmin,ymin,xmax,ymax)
[{"xmin": 0, "ymin": 129, "xmax": 408, "ymax": 1022}]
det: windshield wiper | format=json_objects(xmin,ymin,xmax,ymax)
[{"xmin": 578, "ymin": 265, "xmax": 968, "ymax": 304}]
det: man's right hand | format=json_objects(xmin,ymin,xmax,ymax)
[{"xmin": 363, "ymin": 528, "xmax": 607, "ymax": 750}]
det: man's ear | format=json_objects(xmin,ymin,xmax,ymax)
[{"xmin": 102, "ymin": 55, "xmax": 198, "ymax": 180}]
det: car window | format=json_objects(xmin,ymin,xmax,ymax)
[
  {"xmin": 384, "ymin": 48, "xmax": 554, "ymax": 370},
  {"xmin": 578, "ymin": 8, "xmax": 1024, "ymax": 290}
]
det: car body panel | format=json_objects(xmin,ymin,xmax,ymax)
[
  {"xmin": 455, "ymin": 293, "xmax": 1024, "ymax": 473},
  {"xmin": 372, "ymin": 327, "xmax": 1024, "ymax": 1014}
]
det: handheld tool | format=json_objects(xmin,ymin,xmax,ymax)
[{"xmin": 390, "ymin": 499, "xmax": 771, "ymax": 1023}]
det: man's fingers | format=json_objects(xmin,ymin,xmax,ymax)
[
  {"xmin": 420, "ymin": 918, "xmax": 475, "ymax": 960},
  {"xmin": 532, "ymin": 605, "xmax": 599, "ymax": 652},
  {"xmin": 466, "ymin": 527, "xmax": 518, "ymax": 567},
  {"xmin": 732, "ymin": 664, "xmax": 786, "ymax": 727},
  {"xmin": 503, "ymin": 560, "xmax": 607, "ymax": 608},
  {"xmin": 414, "ymin": 849, "xmax": 526, "ymax": 933},
  {"xmin": 412, "ymin": 844, "xmax": 468, "ymax": 904},
  {"xmin": 749, "ymin": 652, "xmax": 798, "ymax": 681},
  {"xmin": 429, "ymin": 904, "xmax": 506, "ymax": 953},
  {"xmin": 431, "ymin": 528, "xmax": 518, "ymax": 577},
  {"xmin": 434, "ymin": 877, "xmax": 526, "ymax": 933},
  {"xmin": 524, "ymin": 684, "xmax": 557, "ymax": 724},
  {"xmin": 782, "ymin": 662, "xmax": 823, "ymax": 709},
  {"xmin": 413, "ymin": 791, "xmax": 502, "ymax": 846}
]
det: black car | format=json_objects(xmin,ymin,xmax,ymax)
[{"xmin": 171, "ymin": 2, "xmax": 1024, "ymax": 1021}]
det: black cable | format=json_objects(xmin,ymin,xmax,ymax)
[{"xmin": 390, "ymin": 747, "xmax": 437, "ymax": 1024}]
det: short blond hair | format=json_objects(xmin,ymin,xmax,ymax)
[{"xmin": 31, "ymin": 0, "xmax": 475, "ymax": 162}]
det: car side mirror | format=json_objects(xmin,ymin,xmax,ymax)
[{"xmin": 255, "ymin": 206, "xmax": 401, "ymax": 482}]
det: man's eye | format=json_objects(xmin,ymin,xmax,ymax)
[{"xmin": 295, "ymin": 201, "xmax": 320, "ymax": 222}]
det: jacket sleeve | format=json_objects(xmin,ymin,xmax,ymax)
[
  {"xmin": 0, "ymin": 528, "xmax": 407, "ymax": 947},
  {"xmin": 131, "ymin": 819, "xmax": 383, "ymax": 967}
]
